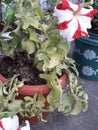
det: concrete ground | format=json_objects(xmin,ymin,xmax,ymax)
[{"xmin": 31, "ymin": 78, "xmax": 98, "ymax": 130}]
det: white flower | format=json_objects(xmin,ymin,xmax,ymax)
[
  {"xmin": 54, "ymin": 0, "xmax": 98, "ymax": 42},
  {"xmin": 0, "ymin": 116, "xmax": 30, "ymax": 130},
  {"xmin": 0, "ymin": 115, "xmax": 19, "ymax": 130}
]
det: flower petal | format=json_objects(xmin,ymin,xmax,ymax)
[
  {"xmin": 0, "ymin": 121, "xmax": 5, "ymax": 130},
  {"xmin": 84, "ymin": 9, "xmax": 98, "ymax": 18},
  {"xmin": 80, "ymin": 8, "xmax": 98, "ymax": 18},
  {"xmin": 58, "ymin": 19, "xmax": 72, "ymax": 30},
  {"xmin": 1, "ymin": 117, "xmax": 12, "ymax": 130},
  {"xmin": 11, "ymin": 115, "xmax": 19, "ymax": 130},
  {"xmin": 77, "ymin": 15, "xmax": 92, "ymax": 30},
  {"xmin": 54, "ymin": 8, "xmax": 73, "ymax": 23},
  {"xmin": 56, "ymin": 0, "xmax": 78, "ymax": 12},
  {"xmin": 59, "ymin": 18, "xmax": 78, "ymax": 42},
  {"xmin": 73, "ymin": 22, "xmax": 89, "ymax": 39},
  {"xmin": 60, "ymin": 29, "xmax": 74, "ymax": 42}
]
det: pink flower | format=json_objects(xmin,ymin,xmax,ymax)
[{"xmin": 54, "ymin": 0, "xmax": 98, "ymax": 42}]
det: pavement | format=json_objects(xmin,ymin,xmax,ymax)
[{"xmin": 31, "ymin": 78, "xmax": 98, "ymax": 130}]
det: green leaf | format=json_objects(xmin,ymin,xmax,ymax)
[
  {"xmin": 5, "ymin": 5, "xmax": 17, "ymax": 24},
  {"xmin": 47, "ymin": 86, "xmax": 61, "ymax": 108},
  {"xmin": 22, "ymin": 39, "xmax": 35, "ymax": 54},
  {"xmin": 24, "ymin": 96, "xmax": 33, "ymax": 101},
  {"xmin": 71, "ymin": 101, "xmax": 82, "ymax": 115},
  {"xmin": 22, "ymin": 12, "xmax": 40, "ymax": 30},
  {"xmin": 48, "ymin": 54, "xmax": 62, "ymax": 68},
  {"xmin": 28, "ymin": 29, "xmax": 40, "ymax": 43},
  {"xmin": 58, "ymin": 42, "xmax": 70, "ymax": 55},
  {"xmin": 30, "ymin": 19, "xmax": 40, "ymax": 29},
  {"xmin": 8, "ymin": 100, "xmax": 23, "ymax": 112},
  {"xmin": 40, "ymin": 74, "xmax": 53, "ymax": 81},
  {"xmin": 82, "ymin": 102, "xmax": 88, "ymax": 112},
  {"xmin": 38, "ymin": 24, "xmax": 48, "ymax": 33},
  {"xmin": 59, "ymin": 94, "xmax": 73, "ymax": 112},
  {"xmin": 46, "ymin": 47, "xmax": 57, "ymax": 54},
  {"xmin": 37, "ymin": 53, "xmax": 47, "ymax": 60},
  {"xmin": 37, "ymin": 94, "xmax": 46, "ymax": 108},
  {"xmin": 42, "ymin": 58, "xmax": 50, "ymax": 71},
  {"xmin": 36, "ymin": 61, "xmax": 43, "ymax": 71},
  {"xmin": 35, "ymin": 6, "xmax": 45, "ymax": 19}
]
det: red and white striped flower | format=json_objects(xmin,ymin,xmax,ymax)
[
  {"xmin": 0, "ymin": 115, "xmax": 30, "ymax": 130},
  {"xmin": 54, "ymin": 0, "xmax": 98, "ymax": 42},
  {"xmin": 0, "ymin": 116, "xmax": 19, "ymax": 130}
]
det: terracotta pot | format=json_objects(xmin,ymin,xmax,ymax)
[{"xmin": 0, "ymin": 73, "xmax": 67, "ymax": 124}]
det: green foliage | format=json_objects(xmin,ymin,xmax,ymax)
[{"xmin": 91, "ymin": 0, "xmax": 98, "ymax": 33}]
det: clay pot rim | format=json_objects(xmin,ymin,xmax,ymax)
[{"xmin": 0, "ymin": 73, "xmax": 67, "ymax": 95}]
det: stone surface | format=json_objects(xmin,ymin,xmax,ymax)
[{"xmin": 31, "ymin": 78, "xmax": 98, "ymax": 130}]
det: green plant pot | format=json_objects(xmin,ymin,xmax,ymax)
[{"xmin": 74, "ymin": 32, "xmax": 98, "ymax": 80}]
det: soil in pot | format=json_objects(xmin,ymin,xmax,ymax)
[{"xmin": 0, "ymin": 50, "xmax": 46, "ymax": 85}]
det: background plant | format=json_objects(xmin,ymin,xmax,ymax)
[{"xmin": 85, "ymin": 0, "xmax": 98, "ymax": 33}]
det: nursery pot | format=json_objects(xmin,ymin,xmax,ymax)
[
  {"xmin": 74, "ymin": 32, "xmax": 98, "ymax": 80},
  {"xmin": 0, "ymin": 72, "xmax": 67, "ymax": 124}
]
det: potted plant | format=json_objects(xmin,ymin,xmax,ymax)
[
  {"xmin": 74, "ymin": 0, "xmax": 98, "ymax": 80},
  {"xmin": 0, "ymin": 0, "xmax": 96, "ymax": 125}
]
